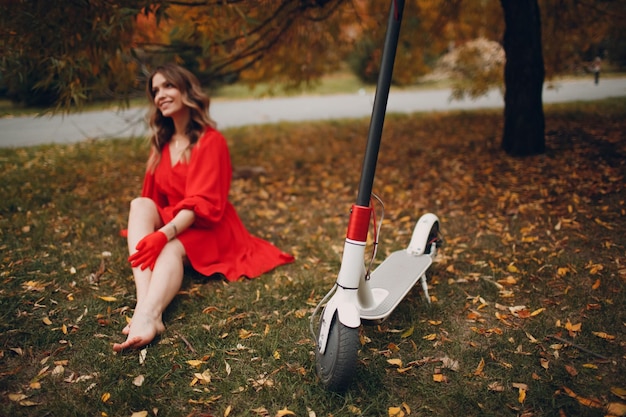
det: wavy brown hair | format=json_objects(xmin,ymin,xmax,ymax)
[{"xmin": 145, "ymin": 64, "xmax": 216, "ymax": 172}]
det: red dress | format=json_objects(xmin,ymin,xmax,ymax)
[{"xmin": 141, "ymin": 127, "xmax": 294, "ymax": 281}]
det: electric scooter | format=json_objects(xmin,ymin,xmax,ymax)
[{"xmin": 310, "ymin": 0, "xmax": 442, "ymax": 392}]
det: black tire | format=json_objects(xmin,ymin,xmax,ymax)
[
  {"xmin": 315, "ymin": 312, "xmax": 360, "ymax": 392},
  {"xmin": 423, "ymin": 221, "xmax": 441, "ymax": 255}
]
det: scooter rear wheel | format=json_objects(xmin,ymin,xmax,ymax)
[
  {"xmin": 316, "ymin": 312, "xmax": 360, "ymax": 392},
  {"xmin": 424, "ymin": 221, "xmax": 441, "ymax": 254}
]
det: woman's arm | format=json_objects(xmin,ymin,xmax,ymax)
[{"xmin": 159, "ymin": 209, "xmax": 195, "ymax": 241}]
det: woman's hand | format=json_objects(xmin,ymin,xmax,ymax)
[{"xmin": 128, "ymin": 231, "xmax": 168, "ymax": 271}]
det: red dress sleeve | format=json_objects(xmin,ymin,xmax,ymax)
[{"xmin": 172, "ymin": 129, "xmax": 232, "ymax": 228}]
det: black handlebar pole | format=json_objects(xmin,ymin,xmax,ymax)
[{"xmin": 355, "ymin": 0, "xmax": 405, "ymax": 207}]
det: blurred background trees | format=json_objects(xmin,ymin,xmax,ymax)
[
  {"xmin": 2, "ymin": 0, "xmax": 623, "ymax": 109},
  {"xmin": 1, "ymin": 0, "xmax": 624, "ymax": 155}
]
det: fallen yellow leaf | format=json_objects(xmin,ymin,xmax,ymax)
[
  {"xmin": 98, "ymin": 296, "xmax": 117, "ymax": 302},
  {"xmin": 401, "ymin": 326, "xmax": 414, "ymax": 338},
  {"xmin": 606, "ymin": 402, "xmax": 626, "ymax": 416},
  {"xmin": 565, "ymin": 319, "xmax": 582, "ymax": 336},
  {"xmin": 193, "ymin": 369, "xmax": 211, "ymax": 385},
  {"xmin": 388, "ymin": 406, "xmax": 405, "ymax": 417},
  {"xmin": 387, "ymin": 358, "xmax": 403, "ymax": 367},
  {"xmin": 488, "ymin": 381, "xmax": 505, "ymax": 392},
  {"xmin": 133, "ymin": 375, "xmax": 145, "ymax": 387},
  {"xmin": 238, "ymin": 329, "xmax": 254, "ymax": 339},
  {"xmin": 561, "ymin": 386, "xmax": 604, "ymax": 408},
  {"xmin": 557, "ymin": 267, "xmax": 570, "ymax": 276},
  {"xmin": 518, "ymin": 388, "xmax": 526, "ymax": 404},
  {"xmin": 8, "ymin": 393, "xmax": 27, "ymax": 402},
  {"xmin": 592, "ymin": 331, "xmax": 615, "ymax": 340},
  {"xmin": 611, "ymin": 387, "xmax": 626, "ymax": 400},
  {"xmin": 387, "ymin": 342, "xmax": 400, "ymax": 352},
  {"xmin": 530, "ymin": 308, "xmax": 545, "ymax": 317},
  {"xmin": 525, "ymin": 331, "xmax": 538, "ymax": 343},
  {"xmin": 186, "ymin": 360, "xmax": 205, "ymax": 368},
  {"xmin": 348, "ymin": 405, "xmax": 362, "ymax": 414},
  {"xmin": 276, "ymin": 407, "xmax": 296, "ymax": 416},
  {"xmin": 498, "ymin": 276, "xmax": 517, "ymax": 286},
  {"xmin": 594, "ymin": 218, "xmax": 613, "ymax": 229},
  {"xmin": 474, "ymin": 358, "xmax": 485, "ymax": 376},
  {"xmin": 101, "ymin": 392, "xmax": 111, "ymax": 403},
  {"xmin": 433, "ymin": 373, "xmax": 447, "ymax": 382},
  {"xmin": 22, "ymin": 280, "xmax": 48, "ymax": 291}
]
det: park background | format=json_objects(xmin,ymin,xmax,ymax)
[{"xmin": 1, "ymin": 1, "xmax": 625, "ymax": 416}]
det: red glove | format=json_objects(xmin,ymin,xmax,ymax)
[{"xmin": 128, "ymin": 231, "xmax": 168, "ymax": 271}]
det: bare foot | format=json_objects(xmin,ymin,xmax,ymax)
[
  {"xmin": 113, "ymin": 313, "xmax": 165, "ymax": 352},
  {"xmin": 122, "ymin": 322, "xmax": 131, "ymax": 335}
]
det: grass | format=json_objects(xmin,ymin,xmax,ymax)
[{"xmin": 0, "ymin": 98, "xmax": 625, "ymax": 416}]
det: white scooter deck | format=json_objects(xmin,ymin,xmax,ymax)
[{"xmin": 359, "ymin": 249, "xmax": 432, "ymax": 321}]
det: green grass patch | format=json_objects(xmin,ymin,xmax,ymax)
[{"xmin": 1, "ymin": 99, "xmax": 625, "ymax": 416}]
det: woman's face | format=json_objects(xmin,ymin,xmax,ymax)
[{"xmin": 151, "ymin": 72, "xmax": 186, "ymax": 119}]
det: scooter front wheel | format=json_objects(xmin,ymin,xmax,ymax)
[{"xmin": 316, "ymin": 312, "xmax": 360, "ymax": 392}]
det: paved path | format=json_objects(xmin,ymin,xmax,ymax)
[{"xmin": 0, "ymin": 78, "xmax": 624, "ymax": 147}]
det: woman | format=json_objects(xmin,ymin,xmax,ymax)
[{"xmin": 113, "ymin": 64, "xmax": 294, "ymax": 352}]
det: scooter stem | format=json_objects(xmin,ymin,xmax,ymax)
[{"xmin": 356, "ymin": 0, "xmax": 405, "ymax": 206}]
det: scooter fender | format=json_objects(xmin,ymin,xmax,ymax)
[
  {"xmin": 407, "ymin": 213, "xmax": 439, "ymax": 256},
  {"xmin": 317, "ymin": 290, "xmax": 361, "ymax": 355}
]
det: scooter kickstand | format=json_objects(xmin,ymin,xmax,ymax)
[{"xmin": 420, "ymin": 274, "xmax": 431, "ymax": 304}]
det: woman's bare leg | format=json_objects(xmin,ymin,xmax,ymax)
[
  {"xmin": 113, "ymin": 239, "xmax": 186, "ymax": 351},
  {"xmin": 118, "ymin": 197, "xmax": 162, "ymax": 338}
]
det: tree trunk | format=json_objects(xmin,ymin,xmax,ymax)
[{"xmin": 500, "ymin": 0, "xmax": 545, "ymax": 156}]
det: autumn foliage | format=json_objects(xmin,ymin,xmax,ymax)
[{"xmin": 2, "ymin": 0, "xmax": 624, "ymax": 109}]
